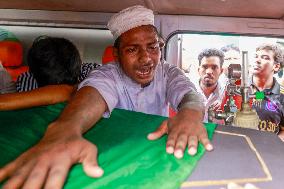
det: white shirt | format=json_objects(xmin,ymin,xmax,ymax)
[
  {"xmin": 195, "ymin": 81, "xmax": 225, "ymax": 123},
  {"xmin": 78, "ymin": 62, "xmax": 203, "ymax": 117}
]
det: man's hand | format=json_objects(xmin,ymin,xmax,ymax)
[
  {"xmin": 0, "ymin": 133, "xmax": 103, "ymax": 189},
  {"xmin": 147, "ymin": 108, "xmax": 213, "ymax": 158},
  {"xmin": 0, "ymin": 87, "xmax": 108, "ymax": 189},
  {"xmin": 210, "ymin": 100, "xmax": 222, "ymax": 111}
]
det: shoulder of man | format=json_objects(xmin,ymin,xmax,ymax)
[
  {"xmin": 79, "ymin": 62, "xmax": 101, "ymax": 82},
  {"xmin": 81, "ymin": 62, "xmax": 122, "ymax": 82},
  {"xmin": 161, "ymin": 61, "xmax": 187, "ymax": 76}
]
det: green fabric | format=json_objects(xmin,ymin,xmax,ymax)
[{"xmin": 0, "ymin": 104, "xmax": 216, "ymax": 189}]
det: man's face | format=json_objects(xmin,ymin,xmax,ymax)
[
  {"xmin": 222, "ymin": 50, "xmax": 240, "ymax": 75},
  {"xmin": 117, "ymin": 25, "xmax": 161, "ymax": 86},
  {"xmin": 252, "ymin": 49, "xmax": 280, "ymax": 77},
  {"xmin": 198, "ymin": 56, "xmax": 223, "ymax": 87}
]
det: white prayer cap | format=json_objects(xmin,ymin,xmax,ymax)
[{"xmin": 107, "ymin": 5, "xmax": 154, "ymax": 39}]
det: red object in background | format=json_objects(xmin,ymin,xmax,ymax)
[
  {"xmin": 220, "ymin": 91, "xmax": 242, "ymax": 110},
  {"xmin": 5, "ymin": 66, "xmax": 29, "ymax": 81},
  {"xmin": 220, "ymin": 79, "xmax": 253, "ymax": 110},
  {"xmin": 0, "ymin": 41, "xmax": 23, "ymax": 67},
  {"xmin": 169, "ymin": 107, "xmax": 176, "ymax": 117},
  {"xmin": 0, "ymin": 40, "xmax": 27, "ymax": 81},
  {"xmin": 102, "ymin": 46, "xmax": 115, "ymax": 64}
]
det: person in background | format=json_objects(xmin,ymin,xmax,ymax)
[
  {"xmin": 219, "ymin": 44, "xmax": 241, "ymax": 88},
  {"xmin": 219, "ymin": 43, "xmax": 284, "ymax": 141},
  {"xmin": 0, "ymin": 28, "xmax": 27, "ymax": 81},
  {"xmin": 16, "ymin": 36, "xmax": 100, "ymax": 92},
  {"xmin": 0, "ymin": 36, "xmax": 99, "ymax": 110},
  {"xmin": 0, "ymin": 61, "xmax": 16, "ymax": 94},
  {"xmin": 196, "ymin": 48, "xmax": 225, "ymax": 124},
  {"xmin": 0, "ymin": 5, "xmax": 212, "ymax": 189},
  {"xmin": 250, "ymin": 43, "xmax": 284, "ymax": 141}
]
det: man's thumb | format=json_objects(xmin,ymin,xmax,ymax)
[
  {"xmin": 82, "ymin": 144, "xmax": 104, "ymax": 178},
  {"xmin": 147, "ymin": 120, "xmax": 168, "ymax": 140}
]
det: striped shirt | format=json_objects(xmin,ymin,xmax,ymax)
[{"xmin": 16, "ymin": 62, "xmax": 100, "ymax": 92}]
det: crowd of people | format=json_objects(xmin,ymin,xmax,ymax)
[{"xmin": 194, "ymin": 43, "xmax": 284, "ymax": 141}]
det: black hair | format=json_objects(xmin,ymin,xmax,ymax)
[
  {"xmin": 221, "ymin": 44, "xmax": 240, "ymax": 53},
  {"xmin": 198, "ymin": 48, "xmax": 225, "ymax": 67},
  {"xmin": 27, "ymin": 37, "xmax": 82, "ymax": 87}
]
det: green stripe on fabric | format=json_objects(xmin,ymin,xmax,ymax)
[{"xmin": 0, "ymin": 104, "xmax": 216, "ymax": 189}]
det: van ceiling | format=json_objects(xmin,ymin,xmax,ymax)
[{"xmin": 1, "ymin": 0, "xmax": 284, "ymax": 19}]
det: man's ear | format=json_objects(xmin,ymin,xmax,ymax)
[
  {"xmin": 273, "ymin": 63, "xmax": 281, "ymax": 73},
  {"xmin": 158, "ymin": 36, "xmax": 165, "ymax": 49},
  {"xmin": 220, "ymin": 67, "xmax": 224, "ymax": 74},
  {"xmin": 113, "ymin": 47, "xmax": 119, "ymax": 62},
  {"xmin": 159, "ymin": 41, "xmax": 165, "ymax": 49}
]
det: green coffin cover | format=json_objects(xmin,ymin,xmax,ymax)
[{"xmin": 0, "ymin": 103, "xmax": 216, "ymax": 189}]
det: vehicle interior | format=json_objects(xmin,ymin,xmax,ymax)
[
  {"xmin": 1, "ymin": 0, "xmax": 284, "ymax": 65},
  {"xmin": 0, "ymin": 1, "xmax": 284, "ymax": 189}
]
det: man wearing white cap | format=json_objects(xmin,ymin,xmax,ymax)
[{"xmin": 0, "ymin": 5, "xmax": 213, "ymax": 189}]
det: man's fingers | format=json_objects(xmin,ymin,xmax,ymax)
[
  {"xmin": 44, "ymin": 159, "xmax": 72, "ymax": 189},
  {"xmin": 1, "ymin": 137, "xmax": 100, "ymax": 189},
  {"xmin": 187, "ymin": 136, "xmax": 198, "ymax": 156},
  {"xmin": 2, "ymin": 161, "xmax": 34, "ymax": 189},
  {"xmin": 0, "ymin": 160, "xmax": 18, "ymax": 182},
  {"xmin": 0, "ymin": 146, "xmax": 39, "ymax": 183},
  {"xmin": 147, "ymin": 120, "xmax": 168, "ymax": 140},
  {"xmin": 82, "ymin": 143, "xmax": 103, "ymax": 178},
  {"xmin": 199, "ymin": 133, "xmax": 213, "ymax": 151},
  {"xmin": 166, "ymin": 134, "xmax": 177, "ymax": 154},
  {"xmin": 22, "ymin": 162, "xmax": 49, "ymax": 189},
  {"xmin": 174, "ymin": 134, "xmax": 188, "ymax": 159}
]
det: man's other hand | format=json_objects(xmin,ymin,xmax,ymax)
[{"xmin": 147, "ymin": 108, "xmax": 213, "ymax": 158}]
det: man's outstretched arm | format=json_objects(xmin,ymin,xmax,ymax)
[
  {"xmin": 0, "ymin": 86, "xmax": 107, "ymax": 189},
  {"xmin": 0, "ymin": 85, "xmax": 75, "ymax": 111}
]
